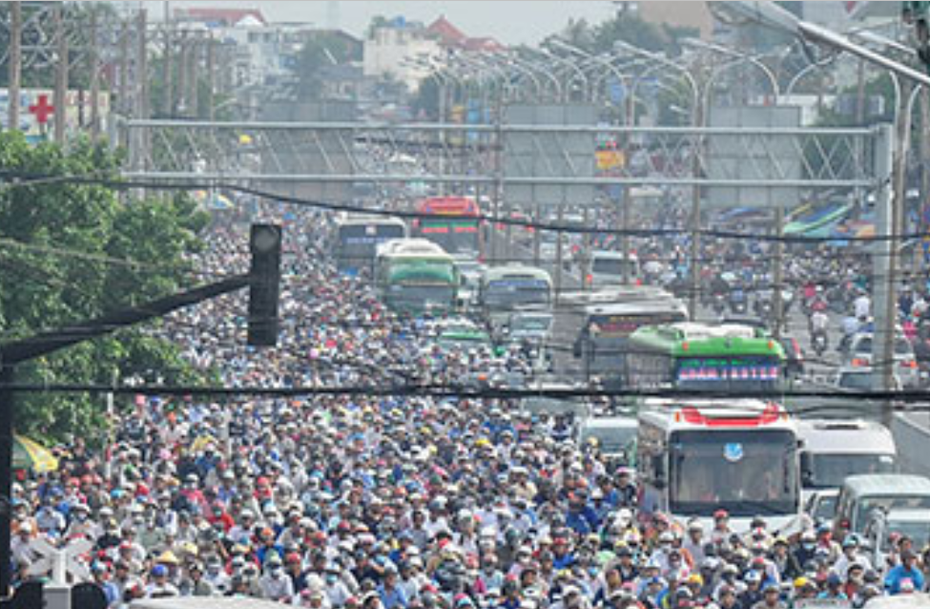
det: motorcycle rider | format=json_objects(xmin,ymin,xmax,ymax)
[{"xmin": 810, "ymin": 309, "xmax": 829, "ymax": 355}]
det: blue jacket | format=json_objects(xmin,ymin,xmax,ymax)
[{"xmin": 885, "ymin": 564, "xmax": 925, "ymax": 595}]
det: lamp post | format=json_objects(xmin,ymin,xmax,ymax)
[{"xmin": 614, "ymin": 40, "xmax": 705, "ymax": 318}]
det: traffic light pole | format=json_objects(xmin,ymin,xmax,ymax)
[{"xmin": 0, "ymin": 273, "xmax": 250, "ymax": 598}]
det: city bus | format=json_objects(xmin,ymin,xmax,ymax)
[
  {"xmin": 412, "ymin": 196, "xmax": 483, "ymax": 258},
  {"xmin": 573, "ymin": 295, "xmax": 688, "ymax": 388},
  {"xmin": 374, "ymin": 239, "xmax": 459, "ymax": 314},
  {"xmin": 637, "ymin": 398, "xmax": 803, "ymax": 531},
  {"xmin": 626, "ymin": 322, "xmax": 786, "ymax": 393},
  {"xmin": 332, "ymin": 213, "xmax": 408, "ymax": 275},
  {"xmin": 478, "ymin": 265, "xmax": 553, "ymax": 334}
]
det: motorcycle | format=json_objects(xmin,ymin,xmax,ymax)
[
  {"xmin": 729, "ymin": 288, "xmax": 747, "ymax": 314},
  {"xmin": 712, "ymin": 293, "xmax": 727, "ymax": 318},
  {"xmin": 812, "ymin": 330, "xmax": 828, "ymax": 358}
]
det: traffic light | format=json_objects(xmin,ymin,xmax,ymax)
[{"xmin": 248, "ymin": 224, "xmax": 282, "ymax": 347}]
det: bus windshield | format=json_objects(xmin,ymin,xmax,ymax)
[
  {"xmin": 338, "ymin": 224, "xmax": 406, "ymax": 256},
  {"xmin": 387, "ymin": 284, "xmax": 455, "ymax": 310},
  {"xmin": 484, "ymin": 279, "xmax": 550, "ymax": 308},
  {"xmin": 674, "ymin": 356, "xmax": 782, "ymax": 392},
  {"xmin": 670, "ymin": 429, "xmax": 798, "ymax": 517},
  {"xmin": 419, "ymin": 220, "xmax": 480, "ymax": 255},
  {"xmin": 808, "ymin": 454, "xmax": 896, "ymax": 489},
  {"xmin": 593, "ymin": 257, "xmax": 637, "ymax": 277}
]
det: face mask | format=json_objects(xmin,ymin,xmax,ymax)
[{"xmin": 326, "ymin": 574, "xmax": 338, "ymax": 584}]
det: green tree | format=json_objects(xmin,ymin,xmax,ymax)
[
  {"xmin": 295, "ymin": 31, "xmax": 362, "ymax": 100},
  {"xmin": 0, "ymin": 131, "xmax": 210, "ymax": 444}
]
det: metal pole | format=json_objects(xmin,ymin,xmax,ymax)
[
  {"xmin": 876, "ymin": 81, "xmax": 914, "ymax": 415},
  {"xmin": 119, "ymin": 19, "xmax": 129, "ymax": 116},
  {"xmin": 190, "ymin": 34, "xmax": 200, "ymax": 118},
  {"xmin": 773, "ymin": 207, "xmax": 785, "ymax": 338},
  {"xmin": 207, "ymin": 35, "xmax": 216, "ymax": 121},
  {"xmin": 7, "ymin": 1, "xmax": 22, "ymax": 133},
  {"xmin": 163, "ymin": 2, "xmax": 173, "ymax": 116},
  {"xmin": 53, "ymin": 3, "xmax": 68, "ymax": 144},
  {"xmin": 622, "ymin": 78, "xmax": 635, "ymax": 285},
  {"xmin": 494, "ymin": 91, "xmax": 505, "ymax": 265},
  {"xmin": 89, "ymin": 8, "xmax": 101, "ymax": 138},
  {"xmin": 177, "ymin": 32, "xmax": 188, "ymax": 116},
  {"xmin": 555, "ymin": 203, "xmax": 564, "ymax": 301},
  {"xmin": 871, "ymin": 121, "xmax": 895, "ymax": 428},
  {"xmin": 689, "ymin": 89, "xmax": 705, "ymax": 320}
]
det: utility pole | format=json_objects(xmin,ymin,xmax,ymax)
[
  {"xmin": 621, "ymin": 78, "xmax": 635, "ymax": 285},
  {"xmin": 7, "ymin": 1, "xmax": 22, "ymax": 132},
  {"xmin": 856, "ymin": 59, "xmax": 867, "ymax": 124},
  {"xmin": 871, "ymin": 119, "xmax": 897, "ymax": 429},
  {"xmin": 190, "ymin": 34, "xmax": 200, "ymax": 118},
  {"xmin": 922, "ymin": 90, "xmax": 930, "ymax": 246},
  {"xmin": 134, "ymin": 9, "xmax": 149, "ymax": 180},
  {"xmin": 163, "ymin": 3, "xmax": 173, "ymax": 117},
  {"xmin": 89, "ymin": 8, "xmax": 101, "ymax": 138},
  {"xmin": 119, "ymin": 19, "xmax": 130, "ymax": 116},
  {"xmin": 53, "ymin": 3, "xmax": 68, "ymax": 144},
  {"xmin": 177, "ymin": 31, "xmax": 188, "ymax": 116},
  {"xmin": 688, "ymin": 92, "xmax": 705, "ymax": 320},
  {"xmin": 772, "ymin": 207, "xmax": 785, "ymax": 338},
  {"xmin": 206, "ymin": 35, "xmax": 216, "ymax": 121}
]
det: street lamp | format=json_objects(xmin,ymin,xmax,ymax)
[
  {"xmin": 709, "ymin": 1, "xmax": 930, "ymax": 87},
  {"xmin": 614, "ymin": 39, "xmax": 705, "ymax": 317},
  {"xmin": 681, "ymin": 37, "xmax": 781, "ymax": 104},
  {"xmin": 541, "ymin": 42, "xmax": 593, "ymax": 102}
]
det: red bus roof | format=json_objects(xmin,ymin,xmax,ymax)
[{"xmin": 416, "ymin": 196, "xmax": 480, "ymax": 216}]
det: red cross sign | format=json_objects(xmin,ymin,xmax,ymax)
[{"xmin": 28, "ymin": 94, "xmax": 55, "ymax": 124}]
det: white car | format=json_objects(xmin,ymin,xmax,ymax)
[{"xmin": 843, "ymin": 333, "xmax": 919, "ymax": 388}]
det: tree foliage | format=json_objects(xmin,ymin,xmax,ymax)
[
  {"xmin": 295, "ymin": 31, "xmax": 362, "ymax": 100},
  {"xmin": 0, "ymin": 132, "xmax": 210, "ymax": 445}
]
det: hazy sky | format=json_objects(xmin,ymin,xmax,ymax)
[{"xmin": 140, "ymin": 1, "xmax": 619, "ymax": 45}]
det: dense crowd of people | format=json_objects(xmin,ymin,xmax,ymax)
[{"xmin": 10, "ymin": 207, "xmax": 930, "ymax": 608}]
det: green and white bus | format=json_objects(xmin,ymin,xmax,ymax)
[
  {"xmin": 478, "ymin": 265, "xmax": 553, "ymax": 333},
  {"xmin": 374, "ymin": 239, "xmax": 459, "ymax": 314},
  {"xmin": 626, "ymin": 321, "xmax": 786, "ymax": 393}
]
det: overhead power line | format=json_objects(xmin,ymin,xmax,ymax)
[{"xmin": 0, "ymin": 170, "xmax": 923, "ymax": 244}]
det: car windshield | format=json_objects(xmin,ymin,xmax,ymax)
[
  {"xmin": 880, "ymin": 519, "xmax": 930, "ymax": 551},
  {"xmin": 809, "ymin": 454, "xmax": 896, "ymax": 488},
  {"xmin": 580, "ymin": 426, "xmax": 637, "ymax": 454},
  {"xmin": 854, "ymin": 337, "xmax": 913, "ymax": 356},
  {"xmin": 855, "ymin": 495, "xmax": 930, "ymax": 531},
  {"xmin": 838, "ymin": 372, "xmax": 873, "ymax": 390},
  {"xmin": 812, "ymin": 494, "xmax": 838, "ymax": 521},
  {"xmin": 512, "ymin": 316, "xmax": 552, "ymax": 332}
]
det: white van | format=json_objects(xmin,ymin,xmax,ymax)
[
  {"xmin": 586, "ymin": 250, "xmax": 640, "ymax": 287},
  {"xmin": 798, "ymin": 419, "xmax": 897, "ymax": 493}
]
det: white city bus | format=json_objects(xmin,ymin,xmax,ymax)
[{"xmin": 637, "ymin": 398, "xmax": 803, "ymax": 532}]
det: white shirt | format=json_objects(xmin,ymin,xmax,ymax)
[{"xmin": 854, "ymin": 295, "xmax": 871, "ymax": 319}]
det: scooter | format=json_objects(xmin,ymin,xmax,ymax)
[
  {"xmin": 812, "ymin": 331, "xmax": 828, "ymax": 358},
  {"xmin": 729, "ymin": 288, "xmax": 747, "ymax": 314}
]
